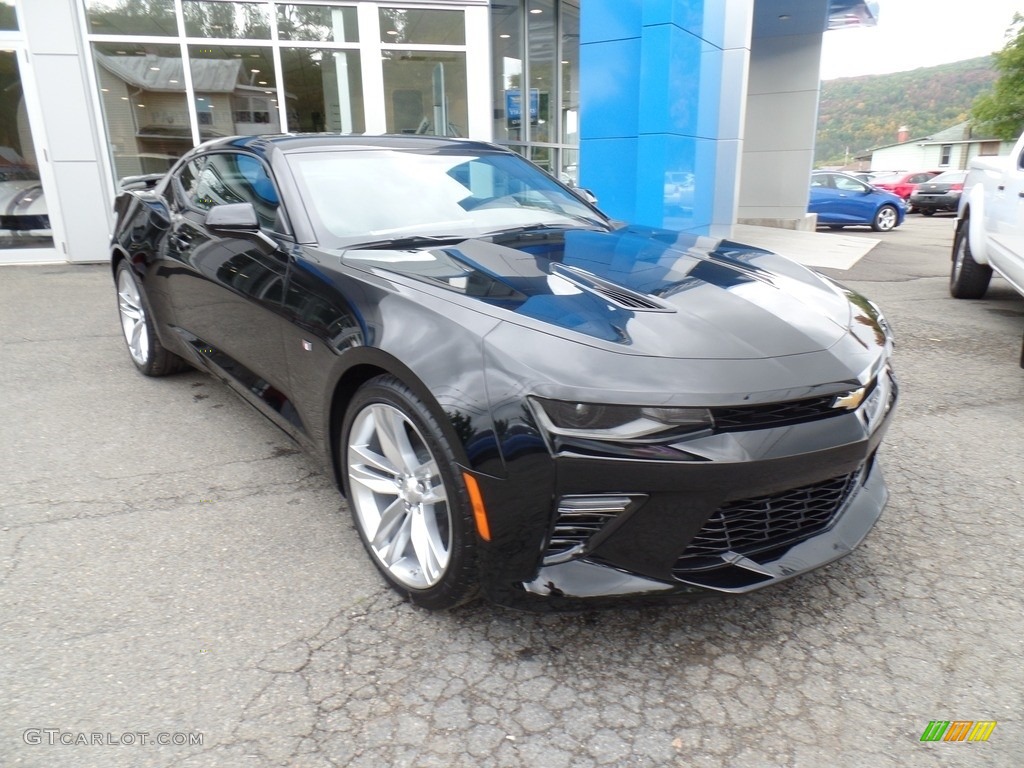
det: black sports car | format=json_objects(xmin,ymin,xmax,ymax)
[{"xmin": 111, "ymin": 134, "xmax": 897, "ymax": 610}]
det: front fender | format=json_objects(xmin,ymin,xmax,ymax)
[{"xmin": 959, "ymin": 183, "xmax": 990, "ymax": 265}]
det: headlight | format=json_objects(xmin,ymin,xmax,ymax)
[{"xmin": 530, "ymin": 398, "xmax": 713, "ymax": 441}]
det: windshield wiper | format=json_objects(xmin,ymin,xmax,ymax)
[
  {"xmin": 483, "ymin": 220, "xmax": 607, "ymax": 238},
  {"xmin": 344, "ymin": 234, "xmax": 469, "ymax": 250}
]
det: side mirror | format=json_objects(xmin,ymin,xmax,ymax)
[
  {"xmin": 206, "ymin": 202, "xmax": 260, "ymax": 233},
  {"xmin": 205, "ymin": 203, "xmax": 279, "ymax": 251},
  {"xmin": 575, "ymin": 188, "xmax": 598, "ymax": 206}
]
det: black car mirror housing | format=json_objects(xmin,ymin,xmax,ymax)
[
  {"xmin": 205, "ymin": 203, "xmax": 279, "ymax": 251},
  {"xmin": 206, "ymin": 202, "xmax": 260, "ymax": 232}
]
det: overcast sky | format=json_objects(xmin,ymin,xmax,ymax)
[{"xmin": 820, "ymin": 0, "xmax": 1024, "ymax": 80}]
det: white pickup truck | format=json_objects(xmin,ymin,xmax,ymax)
[{"xmin": 950, "ymin": 132, "xmax": 1024, "ymax": 299}]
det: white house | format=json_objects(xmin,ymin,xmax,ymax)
[{"xmin": 866, "ymin": 122, "xmax": 1015, "ymax": 171}]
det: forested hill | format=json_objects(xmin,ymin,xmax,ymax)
[{"xmin": 815, "ymin": 57, "xmax": 997, "ymax": 166}]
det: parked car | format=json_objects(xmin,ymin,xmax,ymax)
[
  {"xmin": 809, "ymin": 171, "xmax": 906, "ymax": 231},
  {"xmin": 0, "ymin": 162, "xmax": 50, "ymax": 246},
  {"xmin": 908, "ymin": 170, "xmax": 967, "ymax": 216},
  {"xmin": 112, "ymin": 134, "xmax": 898, "ymax": 610},
  {"xmin": 663, "ymin": 170, "xmax": 695, "ymax": 211},
  {"xmin": 950, "ymin": 130, "xmax": 1024, "ymax": 300},
  {"xmin": 870, "ymin": 170, "xmax": 941, "ymax": 210}
]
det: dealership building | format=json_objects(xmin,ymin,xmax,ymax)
[{"xmin": 0, "ymin": 0, "xmax": 876, "ymax": 265}]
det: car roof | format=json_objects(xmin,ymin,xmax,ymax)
[{"xmin": 191, "ymin": 133, "xmax": 506, "ymax": 160}]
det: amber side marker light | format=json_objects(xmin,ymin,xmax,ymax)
[{"xmin": 462, "ymin": 472, "xmax": 491, "ymax": 542}]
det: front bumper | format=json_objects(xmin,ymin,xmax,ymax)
[{"xmin": 475, "ymin": 369, "xmax": 897, "ymax": 610}]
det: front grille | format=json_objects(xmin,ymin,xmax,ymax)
[
  {"xmin": 673, "ymin": 470, "xmax": 862, "ymax": 573},
  {"xmin": 711, "ymin": 379, "xmax": 876, "ymax": 431}
]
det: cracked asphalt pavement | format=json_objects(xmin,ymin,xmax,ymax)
[{"xmin": 2, "ymin": 214, "xmax": 1023, "ymax": 767}]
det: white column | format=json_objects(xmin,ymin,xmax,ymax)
[{"xmin": 19, "ymin": 0, "xmax": 113, "ymax": 262}]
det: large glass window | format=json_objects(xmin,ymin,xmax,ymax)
[
  {"xmin": 0, "ymin": 50, "xmax": 52, "ymax": 249},
  {"xmin": 490, "ymin": 0, "xmax": 579, "ymax": 184},
  {"xmin": 277, "ymin": 4, "xmax": 358, "ymax": 42},
  {"xmin": 491, "ymin": 1, "xmax": 522, "ymax": 142},
  {"xmin": 1, "ymin": 0, "xmax": 18, "ymax": 31},
  {"xmin": 378, "ymin": 8, "xmax": 464, "ymax": 45},
  {"xmin": 84, "ymin": 0, "xmax": 177, "ymax": 36},
  {"xmin": 560, "ymin": 2, "xmax": 578, "ymax": 146},
  {"xmin": 282, "ymin": 48, "xmax": 363, "ymax": 133},
  {"xmin": 383, "ymin": 51, "xmax": 466, "ymax": 136},
  {"xmin": 184, "ymin": 1, "xmax": 271, "ymax": 39},
  {"xmin": 188, "ymin": 45, "xmax": 279, "ymax": 137},
  {"xmin": 92, "ymin": 42, "xmax": 191, "ymax": 180},
  {"xmin": 84, "ymin": 2, "xmax": 479, "ymax": 186}
]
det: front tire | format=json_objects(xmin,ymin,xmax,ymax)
[
  {"xmin": 950, "ymin": 216, "xmax": 992, "ymax": 299},
  {"xmin": 871, "ymin": 205, "xmax": 899, "ymax": 232},
  {"xmin": 920, "ymin": 209, "xmax": 935, "ymax": 217},
  {"xmin": 342, "ymin": 375, "xmax": 479, "ymax": 609},
  {"xmin": 115, "ymin": 260, "xmax": 186, "ymax": 376}
]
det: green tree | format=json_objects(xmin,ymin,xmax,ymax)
[{"xmin": 972, "ymin": 14, "xmax": 1024, "ymax": 139}]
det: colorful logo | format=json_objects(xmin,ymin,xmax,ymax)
[{"xmin": 920, "ymin": 721, "xmax": 996, "ymax": 742}]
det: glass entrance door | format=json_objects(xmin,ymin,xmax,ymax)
[{"xmin": 0, "ymin": 47, "xmax": 56, "ymax": 258}]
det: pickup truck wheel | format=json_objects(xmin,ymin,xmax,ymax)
[
  {"xmin": 950, "ymin": 217, "xmax": 992, "ymax": 299},
  {"xmin": 872, "ymin": 205, "xmax": 898, "ymax": 232}
]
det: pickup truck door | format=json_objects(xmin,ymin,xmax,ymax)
[{"xmin": 988, "ymin": 145, "xmax": 1024, "ymax": 291}]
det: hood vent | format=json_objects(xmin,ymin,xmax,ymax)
[{"xmin": 552, "ymin": 264, "xmax": 675, "ymax": 312}]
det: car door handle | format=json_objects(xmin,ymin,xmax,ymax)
[{"xmin": 998, "ymin": 185, "xmax": 1006, "ymax": 191}]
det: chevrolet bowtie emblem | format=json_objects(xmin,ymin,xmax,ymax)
[{"xmin": 833, "ymin": 386, "xmax": 866, "ymax": 410}]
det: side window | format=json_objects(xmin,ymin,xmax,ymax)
[
  {"xmin": 191, "ymin": 153, "xmax": 284, "ymax": 232},
  {"xmin": 834, "ymin": 175, "xmax": 864, "ymax": 192},
  {"xmin": 173, "ymin": 158, "xmax": 207, "ymax": 211},
  {"xmin": 810, "ymin": 175, "xmax": 829, "ymax": 189}
]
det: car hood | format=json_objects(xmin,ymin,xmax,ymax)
[{"xmin": 343, "ymin": 226, "xmax": 862, "ymax": 360}]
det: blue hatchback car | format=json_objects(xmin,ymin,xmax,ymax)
[{"xmin": 809, "ymin": 171, "xmax": 905, "ymax": 232}]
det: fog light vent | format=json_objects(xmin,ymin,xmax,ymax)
[{"xmin": 543, "ymin": 495, "xmax": 636, "ymax": 565}]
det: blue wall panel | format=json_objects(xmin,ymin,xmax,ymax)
[
  {"xmin": 641, "ymin": 0, "xmax": 705, "ymax": 38},
  {"xmin": 580, "ymin": 0, "xmax": 643, "ymax": 43},
  {"xmin": 580, "ymin": 0, "xmax": 739, "ymax": 233},
  {"xmin": 581, "ymin": 138, "xmax": 639, "ymax": 223},
  {"xmin": 579, "ymin": 37, "xmax": 641, "ymax": 140}
]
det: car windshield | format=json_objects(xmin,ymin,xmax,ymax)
[
  {"xmin": 285, "ymin": 148, "xmax": 609, "ymax": 248},
  {"xmin": 929, "ymin": 170, "xmax": 967, "ymax": 184}
]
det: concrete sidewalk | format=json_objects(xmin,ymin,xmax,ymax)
[{"xmin": 731, "ymin": 224, "xmax": 880, "ymax": 271}]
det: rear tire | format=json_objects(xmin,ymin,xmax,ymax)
[
  {"xmin": 115, "ymin": 260, "xmax": 187, "ymax": 376},
  {"xmin": 341, "ymin": 375, "xmax": 479, "ymax": 610},
  {"xmin": 920, "ymin": 209, "xmax": 934, "ymax": 217},
  {"xmin": 949, "ymin": 217, "xmax": 992, "ymax": 299}
]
